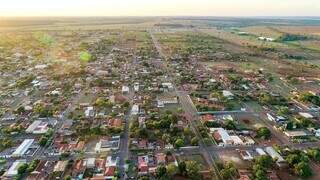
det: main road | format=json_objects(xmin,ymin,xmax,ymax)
[{"xmin": 149, "ymin": 29, "xmax": 221, "ymax": 180}]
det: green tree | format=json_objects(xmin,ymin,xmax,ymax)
[
  {"xmin": 178, "ymin": 161, "xmax": 187, "ymax": 175},
  {"xmin": 256, "ymin": 127, "xmax": 271, "ymax": 139},
  {"xmin": 191, "ymin": 137, "xmax": 199, "ymax": 146},
  {"xmin": 167, "ymin": 164, "xmax": 178, "ymax": 177},
  {"xmin": 186, "ymin": 161, "xmax": 201, "ymax": 180},
  {"xmin": 17, "ymin": 163, "xmax": 28, "ymax": 175},
  {"xmin": 255, "ymin": 155, "xmax": 273, "ymax": 169},
  {"xmin": 307, "ymin": 149, "xmax": 320, "ymax": 162},
  {"xmin": 175, "ymin": 138, "xmax": 184, "ymax": 149},
  {"xmin": 294, "ymin": 162, "xmax": 312, "ymax": 177},
  {"xmin": 156, "ymin": 165, "xmax": 168, "ymax": 179}
]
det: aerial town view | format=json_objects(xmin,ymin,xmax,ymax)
[{"xmin": 0, "ymin": 1, "xmax": 320, "ymax": 180}]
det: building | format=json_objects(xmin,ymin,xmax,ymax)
[
  {"xmin": 53, "ymin": 161, "xmax": 68, "ymax": 172},
  {"xmin": 265, "ymin": 147, "xmax": 286, "ymax": 167},
  {"xmin": 138, "ymin": 155, "xmax": 149, "ymax": 175},
  {"xmin": 95, "ymin": 136, "xmax": 120, "ymax": 153},
  {"xmin": 157, "ymin": 92, "xmax": 178, "ymax": 108},
  {"xmin": 267, "ymin": 113, "xmax": 286, "ymax": 123},
  {"xmin": 210, "ymin": 128, "xmax": 233, "ymax": 145},
  {"xmin": 85, "ymin": 106, "xmax": 94, "ymax": 118},
  {"xmin": 133, "ymin": 82, "xmax": 139, "ymax": 92},
  {"xmin": 105, "ymin": 156, "xmax": 119, "ymax": 167},
  {"xmin": 131, "ymin": 104, "xmax": 139, "ymax": 115},
  {"xmin": 222, "ymin": 90, "xmax": 234, "ymax": 99},
  {"xmin": 122, "ymin": 86, "xmax": 129, "ymax": 94},
  {"xmin": 12, "ymin": 139, "xmax": 34, "ymax": 157},
  {"xmin": 284, "ymin": 130, "xmax": 310, "ymax": 138},
  {"xmin": 240, "ymin": 150, "xmax": 253, "ymax": 160},
  {"xmin": 85, "ymin": 158, "xmax": 96, "ymax": 169},
  {"xmin": 256, "ymin": 148, "xmax": 267, "ymax": 156},
  {"xmin": 4, "ymin": 160, "xmax": 26, "ymax": 177},
  {"xmin": 26, "ymin": 120, "xmax": 49, "ymax": 134},
  {"xmin": 299, "ymin": 112, "xmax": 314, "ymax": 119}
]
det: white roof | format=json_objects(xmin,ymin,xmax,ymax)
[
  {"xmin": 284, "ymin": 130, "xmax": 308, "ymax": 137},
  {"xmin": 131, "ymin": 104, "xmax": 139, "ymax": 115},
  {"xmin": 86, "ymin": 158, "xmax": 95, "ymax": 168},
  {"xmin": 256, "ymin": 148, "xmax": 267, "ymax": 156},
  {"xmin": 230, "ymin": 135, "xmax": 243, "ymax": 144},
  {"xmin": 211, "ymin": 128, "xmax": 233, "ymax": 144},
  {"xmin": 26, "ymin": 121, "xmax": 42, "ymax": 133},
  {"xmin": 299, "ymin": 112, "xmax": 314, "ymax": 119},
  {"xmin": 6, "ymin": 160, "xmax": 26, "ymax": 176},
  {"xmin": 222, "ymin": 90, "xmax": 234, "ymax": 97},
  {"xmin": 265, "ymin": 147, "xmax": 285, "ymax": 162},
  {"xmin": 122, "ymin": 86, "xmax": 129, "ymax": 92},
  {"xmin": 106, "ymin": 156, "xmax": 119, "ymax": 167},
  {"xmin": 12, "ymin": 139, "xmax": 34, "ymax": 157}
]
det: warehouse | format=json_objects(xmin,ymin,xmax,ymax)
[{"xmin": 11, "ymin": 139, "xmax": 34, "ymax": 157}]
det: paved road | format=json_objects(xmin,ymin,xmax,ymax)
[{"xmin": 150, "ymin": 30, "xmax": 221, "ymax": 180}]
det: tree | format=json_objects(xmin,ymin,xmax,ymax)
[
  {"xmin": 307, "ymin": 149, "xmax": 320, "ymax": 162},
  {"xmin": 220, "ymin": 162, "xmax": 237, "ymax": 180},
  {"xmin": 138, "ymin": 176, "xmax": 149, "ymax": 180},
  {"xmin": 178, "ymin": 161, "xmax": 187, "ymax": 175},
  {"xmin": 183, "ymin": 127, "xmax": 191, "ymax": 136},
  {"xmin": 191, "ymin": 137, "xmax": 199, "ymax": 146},
  {"xmin": 255, "ymin": 155, "xmax": 273, "ymax": 169},
  {"xmin": 17, "ymin": 163, "xmax": 28, "ymax": 175},
  {"xmin": 286, "ymin": 121, "xmax": 294, "ymax": 130},
  {"xmin": 175, "ymin": 138, "xmax": 184, "ymax": 149},
  {"xmin": 277, "ymin": 106, "xmax": 290, "ymax": 116},
  {"xmin": 156, "ymin": 165, "xmax": 168, "ymax": 179},
  {"xmin": 224, "ymin": 120, "xmax": 237, "ymax": 130},
  {"xmin": 255, "ymin": 169, "xmax": 268, "ymax": 180},
  {"xmin": 167, "ymin": 164, "xmax": 178, "ymax": 176},
  {"xmin": 294, "ymin": 162, "xmax": 312, "ymax": 177},
  {"xmin": 256, "ymin": 127, "xmax": 271, "ymax": 139},
  {"xmin": 186, "ymin": 161, "xmax": 201, "ymax": 179}
]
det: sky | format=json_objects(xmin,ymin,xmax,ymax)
[{"xmin": 0, "ymin": 0, "xmax": 319, "ymax": 17}]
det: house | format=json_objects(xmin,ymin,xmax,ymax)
[
  {"xmin": 156, "ymin": 153, "xmax": 166, "ymax": 165},
  {"xmin": 122, "ymin": 86, "xmax": 129, "ymax": 94},
  {"xmin": 131, "ymin": 104, "xmax": 139, "ymax": 115},
  {"xmin": 138, "ymin": 155, "xmax": 149, "ymax": 175},
  {"xmin": 12, "ymin": 139, "xmax": 35, "ymax": 157},
  {"xmin": 157, "ymin": 92, "xmax": 178, "ymax": 108},
  {"xmin": 284, "ymin": 130, "xmax": 310, "ymax": 138},
  {"xmin": 133, "ymin": 82, "xmax": 139, "ymax": 92},
  {"xmin": 161, "ymin": 82, "xmax": 174, "ymax": 90},
  {"xmin": 138, "ymin": 139, "xmax": 148, "ymax": 149},
  {"xmin": 105, "ymin": 166, "xmax": 116, "ymax": 179},
  {"xmin": 267, "ymin": 113, "xmax": 286, "ymax": 123},
  {"xmin": 230, "ymin": 135, "xmax": 244, "ymax": 145},
  {"xmin": 255, "ymin": 148, "xmax": 267, "ymax": 156},
  {"xmin": 85, "ymin": 158, "xmax": 96, "ymax": 169},
  {"xmin": 26, "ymin": 120, "xmax": 49, "ymax": 134},
  {"xmin": 210, "ymin": 128, "xmax": 233, "ymax": 146},
  {"xmin": 265, "ymin": 147, "xmax": 286, "ymax": 167},
  {"xmin": 53, "ymin": 161, "xmax": 68, "ymax": 173},
  {"xmin": 85, "ymin": 106, "xmax": 94, "ymax": 118},
  {"xmin": 95, "ymin": 136, "xmax": 120, "ymax": 153},
  {"xmin": 222, "ymin": 90, "xmax": 234, "ymax": 99},
  {"xmin": 105, "ymin": 156, "xmax": 119, "ymax": 167},
  {"xmin": 201, "ymin": 114, "xmax": 215, "ymax": 122},
  {"xmin": 299, "ymin": 112, "xmax": 314, "ymax": 119},
  {"xmin": 240, "ymin": 150, "xmax": 253, "ymax": 160},
  {"xmin": 108, "ymin": 119, "xmax": 122, "ymax": 128}
]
